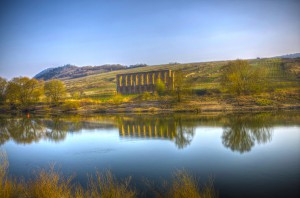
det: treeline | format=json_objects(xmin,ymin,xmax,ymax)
[{"xmin": 0, "ymin": 77, "xmax": 67, "ymax": 110}]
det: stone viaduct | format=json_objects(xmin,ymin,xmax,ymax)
[{"xmin": 116, "ymin": 70, "xmax": 174, "ymax": 94}]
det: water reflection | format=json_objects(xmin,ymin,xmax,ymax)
[
  {"xmin": 0, "ymin": 116, "xmax": 116, "ymax": 145},
  {"xmin": 0, "ymin": 112, "xmax": 298, "ymax": 152},
  {"xmin": 222, "ymin": 113, "xmax": 273, "ymax": 153},
  {"xmin": 0, "ymin": 118, "xmax": 45, "ymax": 144},
  {"xmin": 118, "ymin": 116, "xmax": 195, "ymax": 149}
]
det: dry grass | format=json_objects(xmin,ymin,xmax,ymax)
[
  {"xmin": 0, "ymin": 151, "xmax": 217, "ymax": 198},
  {"xmin": 27, "ymin": 165, "xmax": 73, "ymax": 198},
  {"xmin": 0, "ymin": 151, "xmax": 24, "ymax": 198},
  {"xmin": 167, "ymin": 170, "xmax": 217, "ymax": 198},
  {"xmin": 86, "ymin": 171, "xmax": 136, "ymax": 198}
]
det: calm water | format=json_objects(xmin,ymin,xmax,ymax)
[{"xmin": 1, "ymin": 112, "xmax": 300, "ymax": 198}]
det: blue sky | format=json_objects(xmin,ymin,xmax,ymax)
[{"xmin": 0, "ymin": 0, "xmax": 299, "ymax": 79}]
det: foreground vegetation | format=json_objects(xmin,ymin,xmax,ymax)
[
  {"xmin": 0, "ymin": 152, "xmax": 217, "ymax": 198},
  {"xmin": 0, "ymin": 58, "xmax": 299, "ymax": 113}
]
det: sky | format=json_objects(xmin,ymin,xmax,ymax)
[{"xmin": 0, "ymin": 0, "xmax": 299, "ymax": 79}]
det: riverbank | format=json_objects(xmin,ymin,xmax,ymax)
[{"xmin": 0, "ymin": 94, "xmax": 299, "ymax": 114}]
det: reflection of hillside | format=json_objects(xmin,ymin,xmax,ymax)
[
  {"xmin": 0, "ymin": 116, "xmax": 116, "ymax": 145},
  {"xmin": 118, "ymin": 116, "xmax": 195, "ymax": 149},
  {"xmin": 222, "ymin": 113, "xmax": 273, "ymax": 154}
]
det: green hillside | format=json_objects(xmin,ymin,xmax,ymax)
[{"xmin": 63, "ymin": 58, "xmax": 299, "ymax": 99}]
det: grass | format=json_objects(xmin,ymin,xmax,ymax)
[
  {"xmin": 167, "ymin": 170, "xmax": 217, "ymax": 198},
  {"xmin": 87, "ymin": 171, "xmax": 136, "ymax": 198},
  {"xmin": 1, "ymin": 58, "xmax": 298, "ymax": 113},
  {"xmin": 62, "ymin": 58, "xmax": 299, "ymax": 100},
  {"xmin": 0, "ymin": 151, "xmax": 217, "ymax": 198}
]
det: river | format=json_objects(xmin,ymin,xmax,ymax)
[{"xmin": 0, "ymin": 112, "xmax": 299, "ymax": 197}]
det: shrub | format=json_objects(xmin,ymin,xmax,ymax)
[
  {"xmin": 255, "ymin": 98, "xmax": 273, "ymax": 106},
  {"xmin": 141, "ymin": 92, "xmax": 151, "ymax": 100},
  {"xmin": 87, "ymin": 171, "xmax": 135, "ymax": 198},
  {"xmin": 111, "ymin": 94, "xmax": 124, "ymax": 105},
  {"xmin": 61, "ymin": 101, "xmax": 80, "ymax": 111},
  {"xmin": 28, "ymin": 165, "xmax": 73, "ymax": 198},
  {"xmin": 155, "ymin": 79, "xmax": 166, "ymax": 96},
  {"xmin": 167, "ymin": 170, "xmax": 217, "ymax": 198}
]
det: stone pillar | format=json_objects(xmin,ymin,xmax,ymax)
[
  {"xmin": 152, "ymin": 73, "xmax": 155, "ymax": 84},
  {"xmin": 172, "ymin": 72, "xmax": 175, "ymax": 90},
  {"xmin": 146, "ymin": 74, "xmax": 149, "ymax": 85}
]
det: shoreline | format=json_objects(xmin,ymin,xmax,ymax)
[{"xmin": 1, "ymin": 99, "xmax": 299, "ymax": 115}]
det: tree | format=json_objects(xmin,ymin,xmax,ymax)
[
  {"xmin": 155, "ymin": 79, "xmax": 166, "ymax": 96},
  {"xmin": 0, "ymin": 77, "xmax": 7, "ymax": 104},
  {"xmin": 221, "ymin": 60, "xmax": 267, "ymax": 95},
  {"xmin": 44, "ymin": 80, "xmax": 66, "ymax": 104},
  {"xmin": 174, "ymin": 70, "xmax": 192, "ymax": 102},
  {"xmin": 5, "ymin": 77, "xmax": 43, "ymax": 108}
]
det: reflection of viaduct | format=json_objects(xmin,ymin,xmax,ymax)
[
  {"xmin": 116, "ymin": 70, "xmax": 175, "ymax": 94},
  {"xmin": 119, "ymin": 121, "xmax": 176, "ymax": 139}
]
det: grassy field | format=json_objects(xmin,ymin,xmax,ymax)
[{"xmin": 63, "ymin": 58, "xmax": 300, "ymax": 100}]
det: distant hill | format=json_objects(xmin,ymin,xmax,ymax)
[
  {"xmin": 34, "ymin": 53, "xmax": 299, "ymax": 81},
  {"xmin": 34, "ymin": 64, "xmax": 127, "ymax": 80},
  {"xmin": 272, "ymin": 53, "xmax": 300, "ymax": 59}
]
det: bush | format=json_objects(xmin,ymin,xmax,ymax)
[
  {"xmin": 194, "ymin": 89, "xmax": 221, "ymax": 96},
  {"xmin": 166, "ymin": 170, "xmax": 217, "ymax": 198},
  {"xmin": 141, "ymin": 92, "xmax": 151, "ymax": 100},
  {"xmin": 61, "ymin": 101, "xmax": 80, "ymax": 111},
  {"xmin": 111, "ymin": 94, "xmax": 124, "ymax": 105},
  {"xmin": 87, "ymin": 171, "xmax": 135, "ymax": 198},
  {"xmin": 28, "ymin": 165, "xmax": 73, "ymax": 198},
  {"xmin": 255, "ymin": 98, "xmax": 273, "ymax": 106},
  {"xmin": 155, "ymin": 79, "xmax": 166, "ymax": 96}
]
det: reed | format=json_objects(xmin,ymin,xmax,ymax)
[{"xmin": 0, "ymin": 151, "xmax": 217, "ymax": 198}]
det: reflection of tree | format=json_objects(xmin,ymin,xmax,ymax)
[
  {"xmin": 0, "ymin": 119, "xmax": 10, "ymax": 146},
  {"xmin": 0, "ymin": 116, "xmax": 116, "ymax": 145},
  {"xmin": 0, "ymin": 117, "xmax": 70, "ymax": 144},
  {"xmin": 222, "ymin": 114, "xmax": 273, "ymax": 153},
  {"xmin": 174, "ymin": 118, "xmax": 195, "ymax": 149},
  {"xmin": 44, "ymin": 117, "xmax": 69, "ymax": 142},
  {"xmin": 0, "ymin": 117, "xmax": 73, "ymax": 144},
  {"xmin": 6, "ymin": 118, "xmax": 45, "ymax": 144}
]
